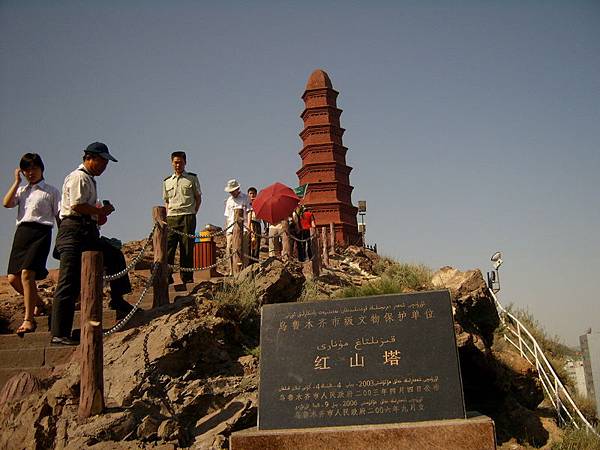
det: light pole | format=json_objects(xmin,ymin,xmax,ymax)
[
  {"xmin": 357, "ymin": 200, "xmax": 367, "ymax": 247},
  {"xmin": 487, "ymin": 251, "xmax": 503, "ymax": 293}
]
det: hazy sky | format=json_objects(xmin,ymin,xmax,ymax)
[{"xmin": 1, "ymin": 1, "xmax": 598, "ymax": 346}]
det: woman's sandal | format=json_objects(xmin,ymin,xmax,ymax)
[{"xmin": 16, "ymin": 319, "xmax": 37, "ymax": 337}]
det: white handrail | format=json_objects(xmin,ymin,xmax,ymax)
[{"xmin": 489, "ymin": 289, "xmax": 598, "ymax": 436}]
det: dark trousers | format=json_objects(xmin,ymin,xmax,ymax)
[
  {"xmin": 166, "ymin": 214, "xmax": 196, "ymax": 283},
  {"xmin": 250, "ymin": 220, "xmax": 261, "ymax": 260},
  {"xmin": 51, "ymin": 220, "xmax": 131, "ymax": 338},
  {"xmin": 297, "ymin": 229, "xmax": 313, "ymax": 262}
]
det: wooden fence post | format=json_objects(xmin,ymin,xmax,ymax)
[
  {"xmin": 281, "ymin": 220, "xmax": 291, "ymax": 261},
  {"xmin": 79, "ymin": 250, "xmax": 105, "ymax": 419},
  {"xmin": 321, "ymin": 227, "xmax": 329, "ymax": 267},
  {"xmin": 329, "ymin": 223, "xmax": 335, "ymax": 254},
  {"xmin": 310, "ymin": 227, "xmax": 321, "ymax": 277},
  {"xmin": 231, "ymin": 209, "xmax": 244, "ymax": 275},
  {"xmin": 152, "ymin": 206, "xmax": 169, "ymax": 308}
]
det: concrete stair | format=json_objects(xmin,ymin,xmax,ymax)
[
  {"xmin": 0, "ymin": 331, "xmax": 78, "ymax": 390},
  {"xmin": 0, "ymin": 281, "xmax": 196, "ymax": 391},
  {"xmin": 12, "ymin": 310, "xmax": 119, "ymax": 333}
]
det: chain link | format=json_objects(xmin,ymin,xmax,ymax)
[
  {"xmin": 100, "ymin": 219, "xmax": 316, "ymax": 337},
  {"xmin": 242, "ymin": 223, "xmax": 315, "ymax": 243},
  {"xmin": 242, "ymin": 247, "xmax": 319, "ymax": 265},
  {"xmin": 104, "ymin": 262, "xmax": 159, "ymax": 336},
  {"xmin": 160, "ymin": 221, "xmax": 236, "ymax": 239},
  {"xmin": 288, "ymin": 233, "xmax": 315, "ymax": 243},
  {"xmin": 243, "ymin": 253, "xmax": 262, "ymax": 263},
  {"xmin": 242, "ymin": 223, "xmax": 272, "ymax": 240},
  {"xmin": 102, "ymin": 223, "xmax": 156, "ymax": 281},
  {"xmin": 168, "ymin": 254, "xmax": 230, "ymax": 272}
]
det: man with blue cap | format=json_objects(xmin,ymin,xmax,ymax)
[{"xmin": 50, "ymin": 142, "xmax": 132, "ymax": 345}]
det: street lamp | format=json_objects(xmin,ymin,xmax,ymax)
[
  {"xmin": 357, "ymin": 200, "xmax": 367, "ymax": 246},
  {"xmin": 487, "ymin": 251, "xmax": 502, "ymax": 293}
]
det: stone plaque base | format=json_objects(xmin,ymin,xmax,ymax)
[{"xmin": 230, "ymin": 415, "xmax": 496, "ymax": 450}]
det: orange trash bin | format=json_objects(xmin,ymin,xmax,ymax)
[{"xmin": 194, "ymin": 229, "xmax": 218, "ymax": 279}]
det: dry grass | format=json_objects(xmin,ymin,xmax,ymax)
[
  {"xmin": 338, "ymin": 260, "xmax": 433, "ymax": 299},
  {"xmin": 506, "ymin": 306, "xmax": 578, "ymax": 393},
  {"xmin": 501, "ymin": 305, "xmax": 599, "ymax": 440},
  {"xmin": 242, "ymin": 345, "xmax": 260, "ymax": 358},
  {"xmin": 213, "ymin": 277, "xmax": 260, "ymax": 320},
  {"xmin": 571, "ymin": 393, "xmax": 598, "ymax": 425},
  {"xmin": 298, "ymin": 277, "xmax": 329, "ymax": 302},
  {"xmin": 550, "ymin": 425, "xmax": 600, "ymax": 449}
]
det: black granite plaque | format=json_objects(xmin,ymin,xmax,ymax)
[{"xmin": 258, "ymin": 290, "xmax": 465, "ymax": 430}]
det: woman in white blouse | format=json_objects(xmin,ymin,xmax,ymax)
[{"xmin": 2, "ymin": 153, "xmax": 60, "ymax": 335}]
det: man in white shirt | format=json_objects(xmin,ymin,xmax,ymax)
[
  {"xmin": 223, "ymin": 179, "xmax": 250, "ymax": 273},
  {"xmin": 51, "ymin": 142, "xmax": 132, "ymax": 345}
]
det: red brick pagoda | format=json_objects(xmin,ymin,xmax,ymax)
[{"xmin": 297, "ymin": 69, "xmax": 360, "ymax": 245}]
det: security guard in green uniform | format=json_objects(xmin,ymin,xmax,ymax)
[{"xmin": 162, "ymin": 151, "xmax": 201, "ymax": 284}]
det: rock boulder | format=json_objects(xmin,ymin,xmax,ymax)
[
  {"xmin": 432, "ymin": 266, "xmax": 499, "ymax": 347},
  {"xmin": 0, "ymin": 298, "xmax": 259, "ymax": 449},
  {"xmin": 236, "ymin": 257, "xmax": 305, "ymax": 305},
  {"xmin": 0, "ymin": 371, "xmax": 43, "ymax": 407}
]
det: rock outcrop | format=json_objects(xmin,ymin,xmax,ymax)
[
  {"xmin": 236, "ymin": 257, "xmax": 305, "ymax": 305},
  {"xmin": 0, "ymin": 241, "xmax": 553, "ymax": 449},
  {"xmin": 431, "ymin": 266, "xmax": 547, "ymax": 446},
  {"xmin": 0, "ymin": 298, "xmax": 258, "ymax": 449},
  {"xmin": 0, "ymin": 372, "xmax": 43, "ymax": 407},
  {"xmin": 432, "ymin": 266, "xmax": 500, "ymax": 347}
]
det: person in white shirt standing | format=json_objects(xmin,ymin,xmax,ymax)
[
  {"xmin": 2, "ymin": 153, "xmax": 60, "ymax": 335},
  {"xmin": 223, "ymin": 179, "xmax": 250, "ymax": 274},
  {"xmin": 50, "ymin": 142, "xmax": 132, "ymax": 346}
]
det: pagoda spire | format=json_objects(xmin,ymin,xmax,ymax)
[{"xmin": 297, "ymin": 69, "xmax": 359, "ymax": 245}]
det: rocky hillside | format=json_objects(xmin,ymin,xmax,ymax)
[{"xmin": 0, "ymin": 240, "xmax": 566, "ymax": 449}]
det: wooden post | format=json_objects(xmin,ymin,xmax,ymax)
[
  {"xmin": 79, "ymin": 250, "xmax": 105, "ymax": 419},
  {"xmin": 152, "ymin": 206, "xmax": 169, "ymax": 308},
  {"xmin": 310, "ymin": 227, "xmax": 321, "ymax": 277},
  {"xmin": 329, "ymin": 223, "xmax": 335, "ymax": 254},
  {"xmin": 281, "ymin": 220, "xmax": 291, "ymax": 261},
  {"xmin": 321, "ymin": 227, "xmax": 329, "ymax": 267},
  {"xmin": 231, "ymin": 209, "xmax": 244, "ymax": 275}
]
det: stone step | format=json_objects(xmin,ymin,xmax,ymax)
[
  {"xmin": 0, "ymin": 345, "xmax": 75, "ymax": 369},
  {"xmin": 135, "ymin": 286, "xmax": 193, "ymax": 307},
  {"xmin": 11, "ymin": 309, "xmax": 120, "ymax": 333},
  {"xmin": 0, "ymin": 283, "xmax": 202, "ymax": 391},
  {"xmin": 134, "ymin": 277, "xmax": 214, "ymax": 302},
  {"xmin": 0, "ymin": 285, "xmax": 195, "ymax": 342},
  {"xmin": 0, "ymin": 331, "xmax": 53, "ymax": 350}
]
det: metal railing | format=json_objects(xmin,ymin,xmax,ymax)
[{"xmin": 490, "ymin": 289, "xmax": 598, "ymax": 436}]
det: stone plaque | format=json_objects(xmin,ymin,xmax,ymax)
[{"xmin": 258, "ymin": 290, "xmax": 465, "ymax": 430}]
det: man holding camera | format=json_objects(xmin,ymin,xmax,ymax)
[{"xmin": 50, "ymin": 142, "xmax": 132, "ymax": 345}]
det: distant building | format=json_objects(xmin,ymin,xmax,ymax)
[
  {"xmin": 564, "ymin": 358, "xmax": 588, "ymax": 398},
  {"xmin": 580, "ymin": 330, "xmax": 600, "ymax": 412}
]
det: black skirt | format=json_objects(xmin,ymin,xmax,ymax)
[{"xmin": 7, "ymin": 222, "xmax": 52, "ymax": 280}]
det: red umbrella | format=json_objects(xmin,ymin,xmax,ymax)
[{"xmin": 252, "ymin": 182, "xmax": 300, "ymax": 224}]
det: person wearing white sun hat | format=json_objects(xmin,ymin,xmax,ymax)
[{"xmin": 223, "ymin": 179, "xmax": 250, "ymax": 274}]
